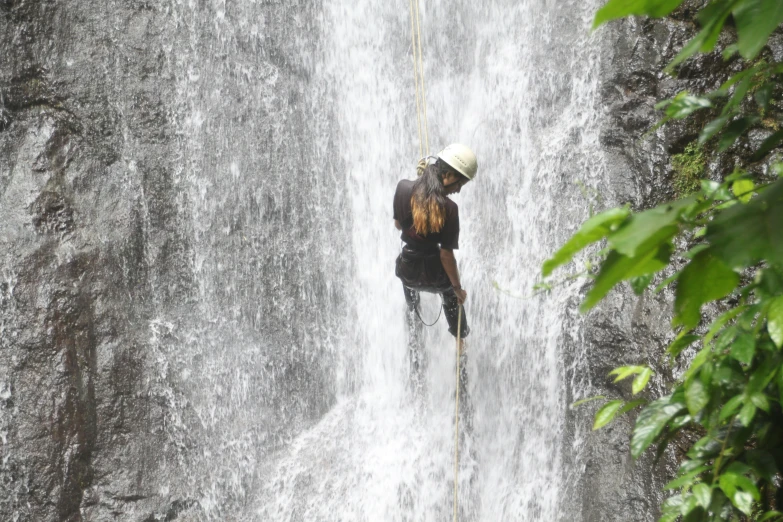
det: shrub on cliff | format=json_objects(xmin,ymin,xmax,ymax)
[{"xmin": 544, "ymin": 1, "xmax": 783, "ymax": 520}]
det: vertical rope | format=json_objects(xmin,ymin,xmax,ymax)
[
  {"xmin": 408, "ymin": 1, "xmax": 459, "ymax": 517},
  {"xmin": 453, "ymin": 306, "xmax": 462, "ymax": 522},
  {"xmin": 413, "ymin": 0, "xmax": 430, "ymax": 155},
  {"xmin": 408, "ymin": 0, "xmax": 424, "ymax": 158}
]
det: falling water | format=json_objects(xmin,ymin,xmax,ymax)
[{"xmin": 146, "ymin": 0, "xmax": 606, "ymax": 520}]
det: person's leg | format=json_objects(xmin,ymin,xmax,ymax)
[
  {"xmin": 402, "ymin": 285, "xmax": 420, "ymax": 312},
  {"xmin": 441, "ymin": 288, "xmax": 469, "ymax": 339},
  {"xmin": 402, "ymin": 285, "xmax": 426, "ymax": 399}
]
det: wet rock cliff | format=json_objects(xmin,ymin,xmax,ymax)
[
  {"xmin": 565, "ymin": 2, "xmax": 783, "ymax": 521},
  {"xmin": 1, "ymin": 0, "xmax": 770, "ymax": 520},
  {"xmin": 1, "ymin": 1, "xmax": 344, "ymax": 520}
]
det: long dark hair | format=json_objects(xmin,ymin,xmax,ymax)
[{"xmin": 411, "ymin": 158, "xmax": 454, "ymax": 235}]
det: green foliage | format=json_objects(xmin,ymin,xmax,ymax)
[
  {"xmin": 671, "ymin": 143, "xmax": 706, "ymax": 196},
  {"xmin": 546, "ymin": 1, "xmax": 783, "ymax": 520},
  {"xmin": 542, "ymin": 207, "xmax": 630, "ymax": 277}
]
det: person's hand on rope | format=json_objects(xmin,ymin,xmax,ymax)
[{"xmin": 454, "ymin": 287, "xmax": 467, "ymax": 305}]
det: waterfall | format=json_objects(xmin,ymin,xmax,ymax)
[
  {"xmin": 161, "ymin": 0, "xmax": 606, "ymax": 520},
  {"xmin": 1, "ymin": 0, "xmax": 611, "ymax": 520}
]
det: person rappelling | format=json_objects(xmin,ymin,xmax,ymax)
[{"xmin": 393, "ymin": 143, "xmax": 478, "ymax": 347}]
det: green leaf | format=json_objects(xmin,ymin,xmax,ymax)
[
  {"xmin": 679, "ymin": 495, "xmax": 699, "ymax": 517},
  {"xmin": 705, "ymin": 305, "xmax": 748, "ymax": 345},
  {"xmin": 688, "ymin": 434, "xmax": 723, "ymax": 460},
  {"xmin": 715, "ymin": 325, "xmax": 739, "ymax": 352},
  {"xmin": 670, "ymin": 413, "xmax": 692, "ymax": 430},
  {"xmin": 685, "ymin": 378, "xmax": 710, "ymax": 416},
  {"xmin": 658, "ymin": 513, "xmax": 679, "ymax": 522},
  {"xmin": 755, "ymin": 83, "xmax": 773, "ymax": 109},
  {"xmin": 723, "ymin": 43, "xmax": 740, "ymax": 59},
  {"xmin": 633, "ymin": 367, "xmax": 654, "ymax": 394},
  {"xmin": 725, "ymin": 169, "xmax": 748, "ymax": 182},
  {"xmin": 733, "ymin": 491, "xmax": 754, "ymax": 515},
  {"xmin": 654, "ymin": 270, "xmax": 682, "ymax": 293},
  {"xmin": 609, "ymin": 198, "xmax": 694, "ymax": 257},
  {"xmin": 747, "ymin": 450, "xmax": 780, "ymax": 483},
  {"xmin": 619, "ymin": 399, "xmax": 647, "ymax": 416},
  {"xmin": 664, "ymin": 465, "xmax": 711, "ymax": 490},
  {"xmin": 610, "ymin": 365, "xmax": 647, "ymax": 382},
  {"xmin": 665, "ymin": 93, "xmax": 714, "ymax": 119},
  {"xmin": 759, "ymin": 268, "xmax": 783, "ymax": 296},
  {"xmin": 581, "ymin": 244, "xmax": 672, "ymax": 312},
  {"xmin": 673, "ymin": 250, "xmax": 740, "ymax": 331},
  {"xmin": 666, "ymin": 0, "xmax": 737, "ymax": 71},
  {"xmin": 666, "ymin": 32, "xmax": 706, "ymax": 73},
  {"xmin": 631, "ymin": 274, "xmax": 654, "ymax": 295},
  {"xmin": 750, "ymin": 129, "xmax": 783, "ymax": 162},
  {"xmin": 733, "ymin": 0, "xmax": 783, "ymax": 60},
  {"xmin": 542, "ymin": 207, "xmax": 630, "ymax": 276},
  {"xmin": 731, "ymin": 179, "xmax": 754, "ymax": 203},
  {"xmin": 593, "ymin": 400, "xmax": 625, "ymax": 430},
  {"xmin": 667, "ymin": 333, "xmax": 701, "ymax": 358},
  {"xmin": 662, "ymin": 494, "xmax": 684, "ymax": 515},
  {"xmin": 706, "ymin": 177, "xmax": 783, "ymax": 269},
  {"xmin": 593, "ymin": 0, "xmax": 686, "ymax": 28},
  {"xmin": 631, "ymin": 396, "xmax": 686, "ymax": 458},
  {"xmin": 679, "ymin": 458, "xmax": 707, "ymax": 474},
  {"xmin": 748, "ymin": 357, "xmax": 778, "ymax": 393},
  {"xmin": 692, "ymin": 483, "xmax": 712, "ymax": 509},
  {"xmin": 767, "ymin": 296, "xmax": 783, "ymax": 347},
  {"xmin": 721, "ymin": 73, "xmax": 755, "ymax": 117},
  {"xmin": 750, "ymin": 392, "xmax": 770, "ymax": 412},
  {"xmin": 759, "ymin": 511, "xmax": 783, "ymax": 522},
  {"xmin": 701, "ymin": 179, "xmax": 732, "ymax": 201},
  {"xmin": 739, "ymin": 401, "xmax": 757, "ymax": 426},
  {"xmin": 716, "ymin": 66, "xmax": 753, "ymax": 94},
  {"xmin": 719, "ymin": 463, "xmax": 761, "ymax": 515},
  {"xmin": 719, "ymin": 394, "xmax": 744, "ymax": 420},
  {"xmin": 717, "ymin": 116, "xmax": 759, "ymax": 152},
  {"xmin": 683, "ymin": 345, "xmax": 712, "ymax": 382},
  {"xmin": 683, "ymin": 244, "xmax": 709, "ymax": 260},
  {"xmin": 730, "ymin": 332, "xmax": 756, "ymax": 364},
  {"xmin": 571, "ymin": 395, "xmax": 607, "ymax": 408},
  {"xmin": 699, "ymin": 115, "xmax": 731, "ymax": 144}
]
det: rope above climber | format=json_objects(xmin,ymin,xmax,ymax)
[{"xmin": 393, "ymin": 143, "xmax": 478, "ymax": 340}]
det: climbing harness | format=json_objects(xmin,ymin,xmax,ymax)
[{"xmin": 414, "ymin": 300, "xmax": 442, "ymax": 327}]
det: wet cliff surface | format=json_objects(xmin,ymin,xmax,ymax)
[
  {"xmin": 1, "ymin": 1, "xmax": 344, "ymax": 520},
  {"xmin": 0, "ymin": 0, "xmax": 765, "ymax": 521},
  {"xmin": 566, "ymin": 3, "xmax": 783, "ymax": 521},
  {"xmin": 1, "ymin": 2, "xmax": 183, "ymax": 519}
]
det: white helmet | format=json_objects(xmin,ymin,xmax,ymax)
[{"xmin": 437, "ymin": 143, "xmax": 478, "ymax": 181}]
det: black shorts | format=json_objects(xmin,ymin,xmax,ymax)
[{"xmin": 395, "ymin": 247, "xmax": 469, "ymax": 338}]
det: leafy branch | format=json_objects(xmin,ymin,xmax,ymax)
[{"xmin": 543, "ymin": 0, "xmax": 783, "ymax": 520}]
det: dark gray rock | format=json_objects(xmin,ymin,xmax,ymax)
[
  {"xmin": 1, "ymin": 1, "xmax": 345, "ymax": 520},
  {"xmin": 563, "ymin": 2, "xmax": 782, "ymax": 521}
]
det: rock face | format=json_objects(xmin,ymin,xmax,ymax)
[
  {"xmin": 1, "ymin": 2, "xmax": 182, "ymax": 520},
  {"xmin": 1, "ymin": 0, "xmax": 768, "ymax": 520},
  {"xmin": 1, "ymin": 1, "xmax": 345, "ymax": 520},
  {"xmin": 563, "ymin": 3, "xmax": 782, "ymax": 521}
]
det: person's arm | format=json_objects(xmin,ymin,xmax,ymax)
[
  {"xmin": 440, "ymin": 248, "xmax": 467, "ymax": 304},
  {"xmin": 394, "ymin": 219, "xmax": 401, "ymax": 230}
]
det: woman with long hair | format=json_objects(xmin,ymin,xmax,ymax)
[{"xmin": 393, "ymin": 143, "xmax": 477, "ymax": 343}]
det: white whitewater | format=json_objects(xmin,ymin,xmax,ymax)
[{"xmin": 160, "ymin": 0, "xmax": 607, "ymax": 520}]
